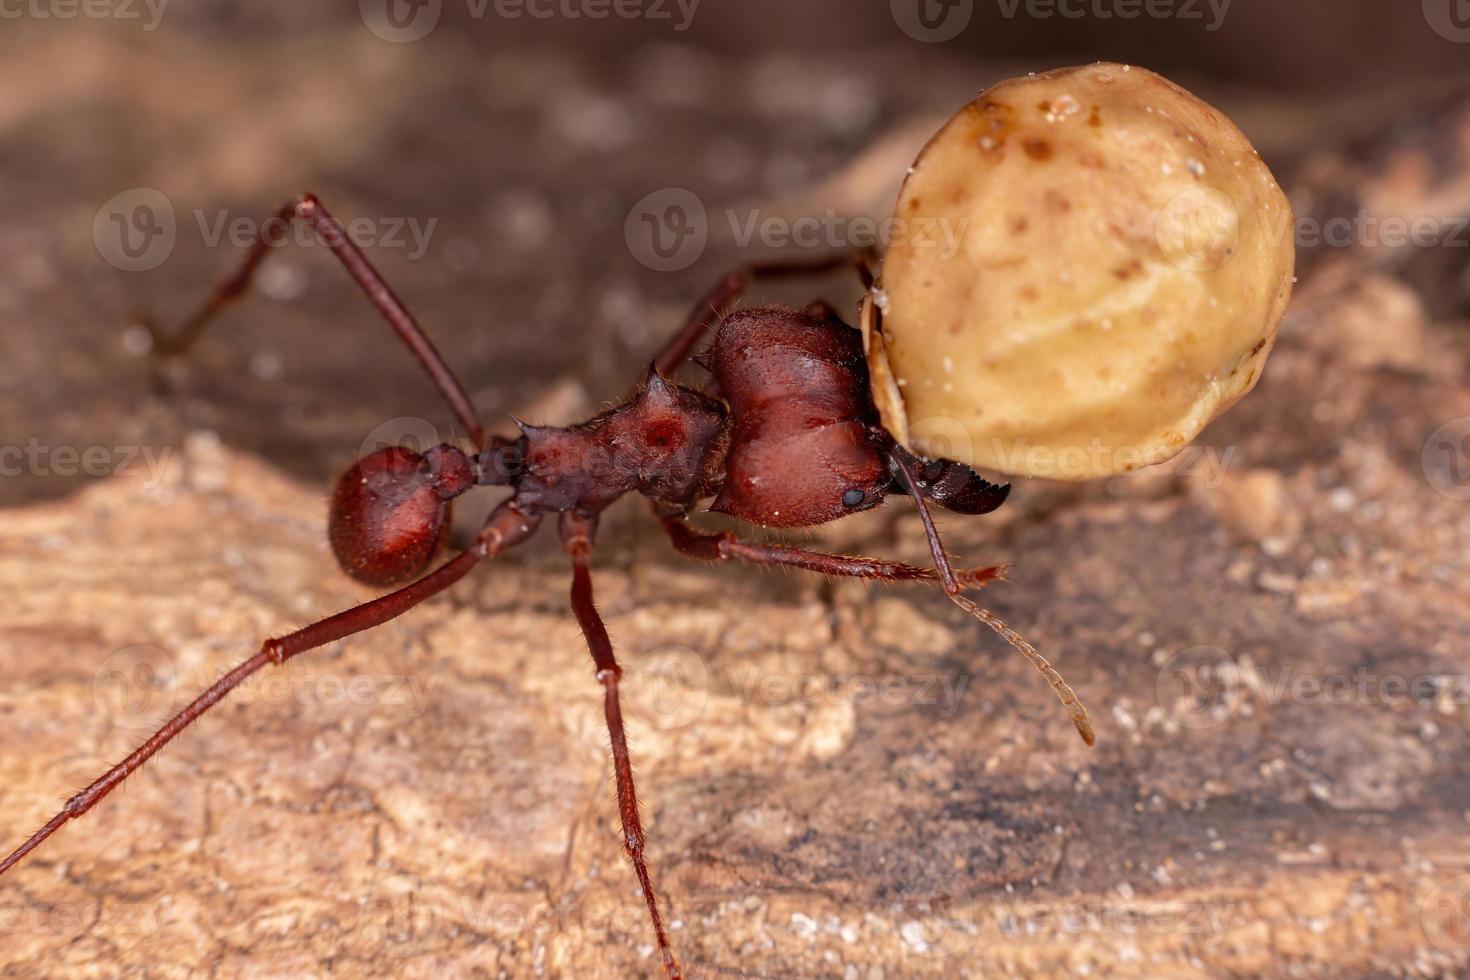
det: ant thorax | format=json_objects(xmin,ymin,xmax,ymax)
[
  {"xmin": 512, "ymin": 306, "xmax": 897, "ymax": 529},
  {"xmin": 511, "ymin": 370, "xmax": 729, "ymax": 516}
]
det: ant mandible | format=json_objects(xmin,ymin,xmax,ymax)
[{"xmin": 1, "ymin": 193, "xmax": 1093, "ymax": 979}]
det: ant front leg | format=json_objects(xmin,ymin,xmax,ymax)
[
  {"xmin": 653, "ymin": 249, "xmax": 878, "ymax": 376},
  {"xmin": 141, "ymin": 193, "xmax": 487, "ymax": 448},
  {"xmin": 559, "ymin": 511, "xmax": 682, "ymax": 980},
  {"xmin": 659, "ymin": 513, "xmax": 1005, "ymax": 589}
]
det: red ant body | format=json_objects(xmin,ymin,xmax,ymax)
[{"xmin": 2, "ymin": 195, "xmax": 1092, "ymax": 979}]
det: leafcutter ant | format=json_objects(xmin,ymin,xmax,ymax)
[{"xmin": 1, "ymin": 194, "xmax": 1092, "ymax": 979}]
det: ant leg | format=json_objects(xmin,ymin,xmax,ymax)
[
  {"xmin": 666, "ymin": 504, "xmax": 1091, "ymax": 745},
  {"xmin": 559, "ymin": 511, "xmax": 682, "ymax": 980},
  {"xmin": 0, "ymin": 499, "xmax": 540, "ymax": 878},
  {"xmin": 142, "ymin": 193, "xmax": 487, "ymax": 448},
  {"xmin": 659, "ymin": 514, "xmax": 1005, "ymax": 589},
  {"xmin": 888, "ymin": 452, "xmax": 1094, "ymax": 746},
  {"xmin": 654, "ymin": 250, "xmax": 878, "ymax": 376}
]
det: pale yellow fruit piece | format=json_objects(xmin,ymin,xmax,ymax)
[{"xmin": 865, "ymin": 63, "xmax": 1295, "ymax": 480}]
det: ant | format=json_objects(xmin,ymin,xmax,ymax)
[{"xmin": 1, "ymin": 194, "xmax": 1093, "ymax": 978}]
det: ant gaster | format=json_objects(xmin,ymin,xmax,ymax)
[{"xmin": 2, "ymin": 195, "xmax": 1093, "ymax": 979}]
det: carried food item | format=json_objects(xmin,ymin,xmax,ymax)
[{"xmin": 865, "ymin": 62, "xmax": 1295, "ymax": 480}]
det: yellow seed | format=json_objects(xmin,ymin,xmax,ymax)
[{"xmin": 863, "ymin": 63, "xmax": 1295, "ymax": 480}]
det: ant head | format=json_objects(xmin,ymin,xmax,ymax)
[
  {"xmin": 328, "ymin": 443, "xmax": 474, "ymax": 586},
  {"xmin": 889, "ymin": 446, "xmax": 1011, "ymax": 516},
  {"xmin": 706, "ymin": 307, "xmax": 894, "ymax": 528},
  {"xmin": 711, "ymin": 422, "xmax": 892, "ymax": 528}
]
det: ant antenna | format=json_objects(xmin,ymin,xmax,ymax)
[{"xmin": 890, "ymin": 451, "xmax": 1095, "ymax": 746}]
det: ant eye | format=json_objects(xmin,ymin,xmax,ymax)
[{"xmin": 842, "ymin": 488, "xmax": 866, "ymax": 508}]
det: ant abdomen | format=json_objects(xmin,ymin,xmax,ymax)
[{"xmin": 328, "ymin": 444, "xmax": 473, "ymax": 586}]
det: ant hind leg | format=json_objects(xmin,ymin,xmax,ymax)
[
  {"xmin": 0, "ymin": 499, "xmax": 541, "ymax": 878},
  {"xmin": 658, "ymin": 513, "xmax": 1004, "ymax": 589},
  {"xmin": 139, "ymin": 193, "xmax": 488, "ymax": 448}
]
